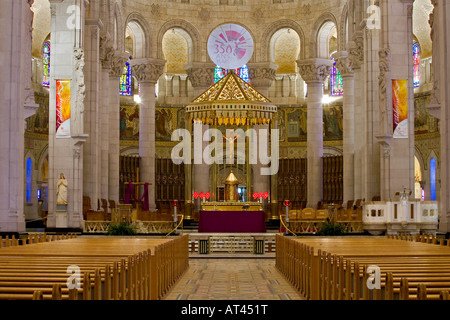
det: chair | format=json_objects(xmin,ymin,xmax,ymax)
[
  {"xmin": 100, "ymin": 199, "xmax": 110, "ymax": 221},
  {"xmin": 300, "ymin": 208, "xmax": 316, "ymax": 220},
  {"xmin": 288, "ymin": 210, "xmax": 299, "ymax": 221},
  {"xmin": 315, "ymin": 209, "xmax": 328, "ymax": 221},
  {"xmin": 83, "ymin": 196, "xmax": 104, "ymax": 221}
]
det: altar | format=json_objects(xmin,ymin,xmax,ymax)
[
  {"xmin": 201, "ymin": 202, "xmax": 263, "ymax": 212},
  {"xmin": 198, "ymin": 210, "xmax": 266, "ymax": 233}
]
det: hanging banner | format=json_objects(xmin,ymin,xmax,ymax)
[
  {"xmin": 392, "ymin": 79, "xmax": 408, "ymax": 139},
  {"xmin": 56, "ymin": 79, "xmax": 71, "ymax": 138}
]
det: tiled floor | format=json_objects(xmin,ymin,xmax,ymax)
[{"xmin": 164, "ymin": 258, "xmax": 305, "ymax": 300}]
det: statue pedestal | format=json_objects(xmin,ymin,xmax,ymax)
[{"xmin": 55, "ymin": 210, "xmax": 68, "ymax": 228}]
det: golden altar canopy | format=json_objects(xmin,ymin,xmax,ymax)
[{"xmin": 186, "ymin": 70, "xmax": 277, "ymax": 126}]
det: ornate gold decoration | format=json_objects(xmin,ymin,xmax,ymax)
[{"xmin": 187, "ymin": 71, "xmax": 276, "ymax": 125}]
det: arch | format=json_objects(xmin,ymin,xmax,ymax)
[
  {"xmin": 124, "ymin": 12, "xmax": 152, "ymax": 58},
  {"xmin": 37, "ymin": 146, "xmax": 49, "ymax": 181},
  {"xmin": 157, "ymin": 20, "xmax": 202, "ymax": 63},
  {"xmin": 42, "ymin": 40, "xmax": 51, "ymax": 88},
  {"xmin": 162, "ymin": 29, "xmax": 190, "ymax": 74},
  {"xmin": 310, "ymin": 12, "xmax": 339, "ymax": 58},
  {"xmin": 113, "ymin": 2, "xmax": 125, "ymax": 52},
  {"xmin": 339, "ymin": 3, "xmax": 349, "ymax": 51},
  {"xmin": 24, "ymin": 151, "xmax": 36, "ymax": 204},
  {"xmin": 270, "ymin": 28, "xmax": 301, "ymax": 74},
  {"xmin": 413, "ymin": 37, "xmax": 421, "ymax": 88},
  {"xmin": 414, "ymin": 153, "xmax": 424, "ymax": 199},
  {"xmin": 323, "ymin": 147, "xmax": 343, "ymax": 157},
  {"xmin": 120, "ymin": 146, "xmax": 139, "ymax": 156},
  {"xmin": 261, "ymin": 19, "xmax": 306, "ymax": 62},
  {"xmin": 428, "ymin": 151, "xmax": 439, "ymax": 201}
]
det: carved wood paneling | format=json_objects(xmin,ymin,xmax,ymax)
[
  {"xmin": 322, "ymin": 155, "xmax": 343, "ymax": 205},
  {"xmin": 278, "ymin": 159, "xmax": 307, "ymax": 210}
]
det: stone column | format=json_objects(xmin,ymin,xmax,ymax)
[
  {"xmin": 185, "ymin": 63, "xmax": 215, "ymax": 98},
  {"xmin": 108, "ymin": 52, "xmax": 128, "ymax": 204},
  {"xmin": 83, "ymin": 18, "xmax": 103, "ymax": 206},
  {"xmin": 297, "ymin": 58, "xmax": 333, "ymax": 207},
  {"xmin": 131, "ymin": 58, "xmax": 166, "ymax": 212},
  {"xmin": 362, "ymin": 18, "xmax": 381, "ymax": 202},
  {"xmin": 247, "ymin": 62, "xmax": 278, "ymax": 97},
  {"xmin": 253, "ymin": 124, "xmax": 270, "ymax": 199},
  {"xmin": 193, "ymin": 121, "xmax": 210, "ymax": 213},
  {"xmin": 0, "ymin": 0, "xmax": 35, "ymax": 233},
  {"xmin": 348, "ymin": 33, "xmax": 365, "ymax": 201},
  {"xmin": 334, "ymin": 51, "xmax": 355, "ymax": 204},
  {"xmin": 377, "ymin": 0, "xmax": 415, "ymax": 200},
  {"xmin": 428, "ymin": 0, "xmax": 450, "ymax": 232},
  {"xmin": 47, "ymin": 0, "xmax": 88, "ymax": 230},
  {"xmin": 99, "ymin": 35, "xmax": 113, "ymax": 202}
]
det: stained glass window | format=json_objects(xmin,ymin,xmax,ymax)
[
  {"xmin": 42, "ymin": 42, "xmax": 50, "ymax": 88},
  {"xmin": 413, "ymin": 41, "xmax": 420, "ymax": 88},
  {"xmin": 330, "ymin": 57, "xmax": 343, "ymax": 96},
  {"xmin": 120, "ymin": 61, "xmax": 132, "ymax": 96},
  {"xmin": 26, "ymin": 158, "xmax": 32, "ymax": 203},
  {"xmin": 214, "ymin": 65, "xmax": 250, "ymax": 84},
  {"xmin": 430, "ymin": 158, "xmax": 436, "ymax": 201}
]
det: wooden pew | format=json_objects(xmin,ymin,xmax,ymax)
[
  {"xmin": 0, "ymin": 236, "xmax": 189, "ymax": 300},
  {"xmin": 276, "ymin": 236, "xmax": 450, "ymax": 300}
]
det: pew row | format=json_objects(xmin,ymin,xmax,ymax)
[
  {"xmin": 0, "ymin": 236, "xmax": 189, "ymax": 300},
  {"xmin": 276, "ymin": 236, "xmax": 450, "ymax": 300}
]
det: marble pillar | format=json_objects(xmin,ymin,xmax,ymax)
[
  {"xmin": 334, "ymin": 51, "xmax": 355, "ymax": 204},
  {"xmin": 131, "ymin": 58, "xmax": 166, "ymax": 212},
  {"xmin": 348, "ymin": 34, "xmax": 365, "ymax": 201},
  {"xmin": 377, "ymin": 0, "xmax": 415, "ymax": 200},
  {"xmin": 108, "ymin": 52, "xmax": 128, "ymax": 204},
  {"xmin": 427, "ymin": 0, "xmax": 450, "ymax": 232},
  {"xmin": 298, "ymin": 58, "xmax": 333, "ymax": 208},
  {"xmin": 0, "ymin": 0, "xmax": 34, "ymax": 233},
  {"xmin": 47, "ymin": 0, "xmax": 88, "ymax": 230},
  {"xmin": 83, "ymin": 19, "xmax": 102, "ymax": 206},
  {"xmin": 99, "ymin": 35, "xmax": 113, "ymax": 202},
  {"xmin": 193, "ymin": 121, "xmax": 210, "ymax": 212}
]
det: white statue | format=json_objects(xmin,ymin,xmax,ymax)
[{"xmin": 57, "ymin": 173, "xmax": 68, "ymax": 205}]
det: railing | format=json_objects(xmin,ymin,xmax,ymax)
[
  {"xmin": 363, "ymin": 200, "xmax": 439, "ymax": 234},
  {"xmin": 165, "ymin": 215, "xmax": 184, "ymax": 237}
]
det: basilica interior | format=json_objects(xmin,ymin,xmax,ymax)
[
  {"xmin": 11, "ymin": 0, "xmax": 441, "ymax": 234},
  {"xmin": 2, "ymin": 0, "xmax": 450, "ymax": 304}
]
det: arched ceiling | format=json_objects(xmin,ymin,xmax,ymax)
[
  {"xmin": 31, "ymin": 0, "xmax": 51, "ymax": 58},
  {"xmin": 413, "ymin": 0, "xmax": 433, "ymax": 58},
  {"xmin": 273, "ymin": 29, "xmax": 300, "ymax": 74},
  {"xmin": 162, "ymin": 29, "xmax": 189, "ymax": 75}
]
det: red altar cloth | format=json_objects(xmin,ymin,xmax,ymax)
[{"xmin": 198, "ymin": 211, "xmax": 266, "ymax": 233}]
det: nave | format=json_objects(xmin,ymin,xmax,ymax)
[
  {"xmin": 163, "ymin": 258, "xmax": 304, "ymax": 301},
  {"xmin": 0, "ymin": 233, "xmax": 449, "ymax": 301}
]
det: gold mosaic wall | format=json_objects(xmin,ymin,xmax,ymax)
[
  {"xmin": 274, "ymin": 30, "xmax": 300, "ymax": 74},
  {"xmin": 162, "ymin": 30, "xmax": 188, "ymax": 75}
]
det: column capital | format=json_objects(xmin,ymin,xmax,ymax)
[
  {"xmin": 109, "ymin": 52, "xmax": 130, "ymax": 78},
  {"xmin": 332, "ymin": 51, "xmax": 354, "ymax": 77},
  {"xmin": 348, "ymin": 32, "xmax": 364, "ymax": 70},
  {"xmin": 130, "ymin": 58, "xmax": 166, "ymax": 84},
  {"xmin": 297, "ymin": 58, "xmax": 333, "ymax": 83},
  {"xmin": 99, "ymin": 32, "xmax": 114, "ymax": 70},
  {"xmin": 247, "ymin": 62, "xmax": 278, "ymax": 88},
  {"xmin": 185, "ymin": 62, "xmax": 216, "ymax": 88}
]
